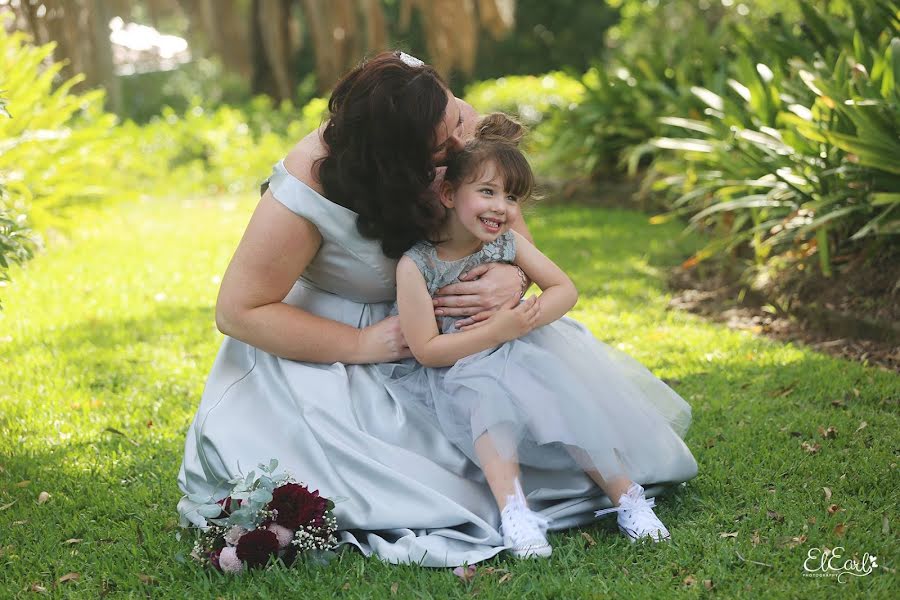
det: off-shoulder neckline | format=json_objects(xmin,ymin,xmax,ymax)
[{"xmin": 276, "ymin": 159, "xmax": 359, "ymax": 217}]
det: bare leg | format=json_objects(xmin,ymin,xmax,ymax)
[
  {"xmin": 584, "ymin": 469, "xmax": 632, "ymax": 506},
  {"xmin": 474, "ymin": 428, "xmax": 521, "ymax": 509},
  {"xmin": 566, "ymin": 446, "xmax": 633, "ymax": 505}
]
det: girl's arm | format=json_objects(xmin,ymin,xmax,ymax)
[
  {"xmin": 396, "ymin": 256, "xmax": 539, "ymax": 368},
  {"xmin": 457, "ymin": 231, "xmax": 578, "ymax": 333},
  {"xmin": 507, "ymin": 230, "xmax": 578, "ymax": 327}
]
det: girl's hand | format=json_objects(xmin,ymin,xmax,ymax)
[
  {"xmin": 356, "ymin": 316, "xmax": 413, "ymax": 363},
  {"xmin": 433, "ymin": 263, "xmax": 526, "ymax": 324},
  {"xmin": 458, "ymin": 295, "xmax": 540, "ymax": 341}
]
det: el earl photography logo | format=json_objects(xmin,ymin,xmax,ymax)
[{"xmin": 802, "ymin": 546, "xmax": 878, "ymax": 582}]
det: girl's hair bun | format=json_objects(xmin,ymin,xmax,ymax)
[{"xmin": 474, "ymin": 113, "xmax": 525, "ymax": 146}]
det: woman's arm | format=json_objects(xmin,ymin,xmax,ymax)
[
  {"xmin": 216, "ymin": 193, "xmax": 409, "ymax": 364},
  {"xmin": 396, "ymin": 256, "xmax": 539, "ymax": 368},
  {"xmin": 215, "ymin": 136, "xmax": 410, "ymax": 364}
]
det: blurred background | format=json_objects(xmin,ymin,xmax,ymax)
[{"xmin": 1, "ymin": 0, "xmax": 898, "ymax": 360}]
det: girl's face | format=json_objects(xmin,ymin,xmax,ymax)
[{"xmin": 441, "ymin": 161, "xmax": 522, "ymax": 243}]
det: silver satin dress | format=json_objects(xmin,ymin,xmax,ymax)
[{"xmin": 177, "ymin": 160, "xmax": 699, "ymax": 567}]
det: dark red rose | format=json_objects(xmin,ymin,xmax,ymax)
[
  {"xmin": 235, "ymin": 529, "xmax": 279, "ymax": 568},
  {"xmin": 208, "ymin": 548, "xmax": 223, "ymax": 571},
  {"xmin": 215, "ymin": 496, "xmax": 238, "ymax": 518},
  {"xmin": 267, "ymin": 483, "xmax": 327, "ymax": 529}
]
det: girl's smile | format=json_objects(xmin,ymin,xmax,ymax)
[
  {"xmin": 440, "ymin": 161, "xmax": 521, "ymax": 252},
  {"xmin": 479, "ymin": 216, "xmax": 505, "ymax": 234}
]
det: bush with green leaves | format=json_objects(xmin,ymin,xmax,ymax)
[
  {"xmin": 464, "ymin": 72, "xmax": 585, "ymax": 175},
  {"xmin": 0, "ymin": 93, "xmax": 35, "ymax": 308},
  {"xmin": 642, "ymin": 0, "xmax": 899, "ymax": 278},
  {"xmin": 0, "ymin": 24, "xmax": 327, "ymax": 302}
]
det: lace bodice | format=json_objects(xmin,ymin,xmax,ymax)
[{"xmin": 404, "ymin": 231, "xmax": 517, "ymax": 297}]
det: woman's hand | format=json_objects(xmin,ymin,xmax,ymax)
[
  {"xmin": 457, "ymin": 295, "xmax": 540, "ymax": 341},
  {"xmin": 432, "ymin": 263, "xmax": 527, "ymax": 327},
  {"xmin": 355, "ymin": 315, "xmax": 413, "ymax": 363}
]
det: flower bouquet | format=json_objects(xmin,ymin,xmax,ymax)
[{"xmin": 187, "ymin": 459, "xmax": 338, "ymax": 573}]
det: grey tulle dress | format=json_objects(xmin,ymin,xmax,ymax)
[
  {"xmin": 177, "ymin": 160, "xmax": 698, "ymax": 568},
  {"xmin": 379, "ymin": 231, "xmax": 697, "ymax": 485}
]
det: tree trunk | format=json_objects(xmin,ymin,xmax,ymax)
[
  {"xmin": 256, "ymin": 0, "xmax": 295, "ymax": 101},
  {"xmin": 88, "ymin": 0, "xmax": 122, "ymax": 112},
  {"xmin": 300, "ymin": 0, "xmax": 340, "ymax": 92},
  {"xmin": 215, "ymin": 0, "xmax": 253, "ymax": 79},
  {"xmin": 361, "ymin": 0, "xmax": 388, "ymax": 53}
]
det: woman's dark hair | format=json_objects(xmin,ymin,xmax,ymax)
[
  {"xmin": 315, "ymin": 51, "xmax": 450, "ymax": 259},
  {"xmin": 443, "ymin": 113, "xmax": 534, "ymax": 201}
]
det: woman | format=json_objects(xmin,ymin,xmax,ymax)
[{"xmin": 178, "ymin": 52, "xmax": 695, "ymax": 567}]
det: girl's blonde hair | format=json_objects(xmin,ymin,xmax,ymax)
[{"xmin": 443, "ymin": 113, "xmax": 534, "ymax": 201}]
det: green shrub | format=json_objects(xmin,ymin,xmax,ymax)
[
  {"xmin": 0, "ymin": 28, "xmax": 130, "ymax": 228},
  {"xmin": 0, "ymin": 94, "xmax": 35, "ymax": 308},
  {"xmin": 644, "ymin": 0, "xmax": 899, "ymax": 278},
  {"xmin": 464, "ymin": 72, "xmax": 585, "ymax": 175}
]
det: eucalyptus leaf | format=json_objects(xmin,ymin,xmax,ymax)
[
  {"xmin": 249, "ymin": 488, "xmax": 273, "ymax": 504},
  {"xmin": 197, "ymin": 504, "xmax": 224, "ymax": 518}
]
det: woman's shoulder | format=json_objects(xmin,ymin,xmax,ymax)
[{"xmin": 282, "ymin": 124, "xmax": 328, "ymax": 195}]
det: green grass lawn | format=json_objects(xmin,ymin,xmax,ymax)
[{"xmin": 1, "ymin": 195, "xmax": 897, "ymax": 598}]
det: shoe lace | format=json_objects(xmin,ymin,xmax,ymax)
[
  {"xmin": 594, "ymin": 487, "xmax": 656, "ymax": 520},
  {"xmin": 503, "ymin": 479, "xmax": 550, "ymax": 541}
]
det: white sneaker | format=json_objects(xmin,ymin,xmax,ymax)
[
  {"xmin": 500, "ymin": 479, "xmax": 552, "ymax": 558},
  {"xmin": 594, "ymin": 482, "xmax": 671, "ymax": 543}
]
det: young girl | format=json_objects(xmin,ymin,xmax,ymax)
[{"xmin": 383, "ymin": 114, "xmax": 697, "ymax": 559}]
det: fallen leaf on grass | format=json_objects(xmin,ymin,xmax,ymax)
[
  {"xmin": 58, "ymin": 573, "xmax": 80, "ymax": 584},
  {"xmin": 390, "ymin": 582, "xmax": 398, "ymax": 596},
  {"xmin": 823, "ymin": 487, "xmax": 832, "ymax": 500},
  {"xmin": 855, "ymin": 421, "xmax": 867, "ymax": 433},
  {"xmin": 0, "ymin": 501, "xmax": 16, "ymax": 511},
  {"xmin": 751, "ymin": 531, "xmax": 761, "ymax": 545},
  {"xmin": 498, "ymin": 573, "xmax": 512, "ymax": 584},
  {"xmin": 37, "ymin": 492, "xmax": 50, "ymax": 504},
  {"xmin": 720, "ymin": 531, "xmax": 739, "ymax": 538},
  {"xmin": 827, "ymin": 504, "xmax": 841, "ymax": 515},
  {"xmin": 63, "ymin": 539, "xmax": 82, "ymax": 545},
  {"xmin": 104, "ymin": 427, "xmax": 139, "ymax": 446},
  {"xmin": 801, "ymin": 442, "xmax": 821, "ymax": 454},
  {"xmin": 683, "ymin": 575, "xmax": 696, "ymax": 586},
  {"xmin": 452, "ymin": 565, "xmax": 477, "ymax": 582},
  {"xmin": 770, "ymin": 384, "xmax": 796, "ymax": 398},
  {"xmin": 767, "ymin": 510, "xmax": 784, "ymax": 523},
  {"xmin": 30, "ymin": 584, "xmax": 48, "ymax": 594},
  {"xmin": 138, "ymin": 574, "xmax": 157, "ymax": 585},
  {"xmin": 779, "ymin": 535, "xmax": 807, "ymax": 549},
  {"xmin": 808, "ymin": 517, "xmax": 817, "ymax": 524},
  {"xmin": 883, "ymin": 514, "xmax": 890, "ymax": 535},
  {"xmin": 581, "ymin": 532, "xmax": 596, "ymax": 547},
  {"xmin": 703, "ymin": 580, "xmax": 714, "ymax": 590},
  {"xmin": 12, "ymin": 520, "xmax": 27, "ymax": 526},
  {"xmin": 15, "ymin": 480, "xmax": 31, "ymax": 488},
  {"xmin": 341, "ymin": 582, "xmax": 350, "ymax": 591},
  {"xmin": 833, "ymin": 523, "xmax": 847, "ymax": 537},
  {"xmin": 818, "ymin": 426, "xmax": 837, "ymax": 439},
  {"xmin": 830, "ymin": 399, "xmax": 845, "ymax": 408}
]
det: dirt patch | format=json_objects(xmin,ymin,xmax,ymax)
[{"xmin": 667, "ymin": 249, "xmax": 900, "ymax": 373}]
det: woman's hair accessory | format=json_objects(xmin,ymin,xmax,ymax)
[{"xmin": 396, "ymin": 51, "xmax": 425, "ymax": 68}]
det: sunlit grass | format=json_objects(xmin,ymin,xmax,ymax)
[{"xmin": 1, "ymin": 196, "xmax": 896, "ymax": 598}]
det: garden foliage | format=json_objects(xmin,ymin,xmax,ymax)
[{"xmin": 553, "ymin": 0, "xmax": 900, "ymax": 278}]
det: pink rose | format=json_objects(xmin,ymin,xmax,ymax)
[
  {"xmin": 266, "ymin": 522, "xmax": 294, "ymax": 549},
  {"xmin": 218, "ymin": 546, "xmax": 244, "ymax": 574}
]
